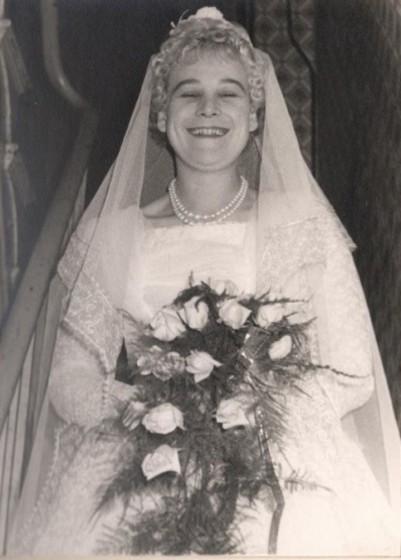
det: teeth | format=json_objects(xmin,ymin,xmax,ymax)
[{"xmin": 189, "ymin": 127, "xmax": 227, "ymax": 137}]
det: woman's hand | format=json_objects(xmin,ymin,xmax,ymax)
[
  {"xmin": 108, "ymin": 381, "xmax": 144, "ymax": 420},
  {"xmin": 122, "ymin": 399, "xmax": 147, "ymax": 430}
]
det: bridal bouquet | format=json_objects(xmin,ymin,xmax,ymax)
[{"xmin": 98, "ymin": 279, "xmax": 326, "ymax": 555}]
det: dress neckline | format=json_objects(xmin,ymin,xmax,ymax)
[{"xmin": 140, "ymin": 199, "xmax": 257, "ymax": 231}]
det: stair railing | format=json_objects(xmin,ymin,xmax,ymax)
[{"xmin": 0, "ymin": 1, "xmax": 96, "ymax": 552}]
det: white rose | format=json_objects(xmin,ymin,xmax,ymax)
[
  {"xmin": 255, "ymin": 304, "xmax": 285, "ymax": 328},
  {"xmin": 218, "ymin": 299, "xmax": 251, "ymax": 329},
  {"xmin": 186, "ymin": 351, "xmax": 221, "ymax": 383},
  {"xmin": 193, "ymin": 7, "xmax": 224, "ymax": 20},
  {"xmin": 268, "ymin": 335, "xmax": 292, "ymax": 360},
  {"xmin": 209, "ymin": 279, "xmax": 239, "ymax": 297},
  {"xmin": 141, "ymin": 444, "xmax": 181, "ymax": 481},
  {"xmin": 150, "ymin": 305, "xmax": 186, "ymax": 341},
  {"xmin": 216, "ymin": 397, "xmax": 250, "ymax": 430},
  {"xmin": 178, "ymin": 296, "xmax": 209, "ymax": 330},
  {"xmin": 142, "ymin": 403, "xmax": 184, "ymax": 434}
]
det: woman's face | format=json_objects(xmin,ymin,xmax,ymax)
[{"xmin": 157, "ymin": 53, "xmax": 258, "ymax": 174}]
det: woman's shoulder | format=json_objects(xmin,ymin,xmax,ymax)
[
  {"xmin": 141, "ymin": 194, "xmax": 171, "ymax": 218},
  {"xmin": 141, "ymin": 194, "xmax": 181, "ymax": 227}
]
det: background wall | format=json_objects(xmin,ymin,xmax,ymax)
[{"xmin": 315, "ymin": 0, "xmax": 401, "ymax": 429}]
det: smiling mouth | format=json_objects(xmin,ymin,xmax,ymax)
[{"xmin": 187, "ymin": 127, "xmax": 229, "ymax": 137}]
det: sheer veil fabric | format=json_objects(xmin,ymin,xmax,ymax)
[{"xmin": 10, "ymin": 43, "xmax": 401, "ymax": 553}]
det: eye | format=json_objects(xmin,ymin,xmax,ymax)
[
  {"xmin": 219, "ymin": 90, "xmax": 240, "ymax": 98},
  {"xmin": 180, "ymin": 91, "xmax": 201, "ymax": 98}
]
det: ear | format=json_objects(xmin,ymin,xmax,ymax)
[
  {"xmin": 249, "ymin": 110, "xmax": 258, "ymax": 133},
  {"xmin": 157, "ymin": 112, "xmax": 167, "ymax": 133}
]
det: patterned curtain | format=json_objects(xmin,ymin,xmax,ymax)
[{"xmin": 253, "ymin": 0, "xmax": 315, "ymax": 169}]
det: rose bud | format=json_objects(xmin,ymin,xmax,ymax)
[
  {"xmin": 178, "ymin": 296, "xmax": 208, "ymax": 330},
  {"xmin": 255, "ymin": 303, "xmax": 285, "ymax": 328},
  {"xmin": 218, "ymin": 299, "xmax": 251, "ymax": 329},
  {"xmin": 209, "ymin": 278, "xmax": 239, "ymax": 296},
  {"xmin": 142, "ymin": 402, "xmax": 184, "ymax": 434},
  {"xmin": 141, "ymin": 444, "xmax": 181, "ymax": 481},
  {"xmin": 185, "ymin": 351, "xmax": 221, "ymax": 383},
  {"xmin": 216, "ymin": 397, "xmax": 250, "ymax": 430},
  {"xmin": 150, "ymin": 305, "xmax": 186, "ymax": 341},
  {"xmin": 268, "ymin": 335, "xmax": 292, "ymax": 360}
]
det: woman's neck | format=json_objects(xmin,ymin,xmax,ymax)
[{"xmin": 174, "ymin": 168, "xmax": 243, "ymax": 215}]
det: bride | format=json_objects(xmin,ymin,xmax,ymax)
[{"xmin": 9, "ymin": 7, "xmax": 400, "ymax": 556}]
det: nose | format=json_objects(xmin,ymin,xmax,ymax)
[{"xmin": 196, "ymin": 94, "xmax": 220, "ymax": 117}]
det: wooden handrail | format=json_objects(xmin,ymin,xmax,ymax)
[
  {"xmin": 0, "ymin": 109, "xmax": 97, "ymax": 433},
  {"xmin": 40, "ymin": 0, "xmax": 88, "ymax": 109}
]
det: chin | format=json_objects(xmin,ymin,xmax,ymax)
[{"xmin": 182, "ymin": 152, "xmax": 246, "ymax": 172}]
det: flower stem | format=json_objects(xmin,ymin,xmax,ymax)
[{"xmin": 255, "ymin": 406, "xmax": 285, "ymax": 554}]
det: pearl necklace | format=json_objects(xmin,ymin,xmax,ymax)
[{"xmin": 168, "ymin": 176, "xmax": 248, "ymax": 225}]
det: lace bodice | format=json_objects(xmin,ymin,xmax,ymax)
[{"xmin": 140, "ymin": 219, "xmax": 256, "ymax": 314}]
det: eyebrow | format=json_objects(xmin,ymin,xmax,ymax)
[
  {"xmin": 170, "ymin": 78, "xmax": 247, "ymax": 95},
  {"xmin": 221, "ymin": 79, "xmax": 247, "ymax": 93},
  {"xmin": 170, "ymin": 79, "xmax": 199, "ymax": 95}
]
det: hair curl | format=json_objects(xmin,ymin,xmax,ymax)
[{"xmin": 150, "ymin": 15, "xmax": 265, "ymax": 121}]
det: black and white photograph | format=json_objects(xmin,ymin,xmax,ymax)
[{"xmin": 0, "ymin": 0, "xmax": 400, "ymax": 556}]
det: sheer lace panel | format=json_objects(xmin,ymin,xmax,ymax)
[
  {"xmin": 58, "ymin": 231, "xmax": 122, "ymax": 373},
  {"xmin": 258, "ymin": 209, "xmax": 374, "ymax": 419}
]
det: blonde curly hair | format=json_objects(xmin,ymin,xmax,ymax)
[{"xmin": 150, "ymin": 14, "xmax": 265, "ymax": 120}]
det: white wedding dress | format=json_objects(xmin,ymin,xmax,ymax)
[{"xmin": 9, "ymin": 215, "xmax": 400, "ymax": 556}]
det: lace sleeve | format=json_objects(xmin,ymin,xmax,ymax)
[
  {"xmin": 311, "ymin": 221, "xmax": 375, "ymax": 419},
  {"xmin": 48, "ymin": 327, "xmax": 135, "ymax": 427}
]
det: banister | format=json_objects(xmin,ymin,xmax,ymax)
[
  {"xmin": 40, "ymin": 0, "xmax": 88, "ymax": 109},
  {"xmin": 0, "ymin": 109, "xmax": 97, "ymax": 433}
]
